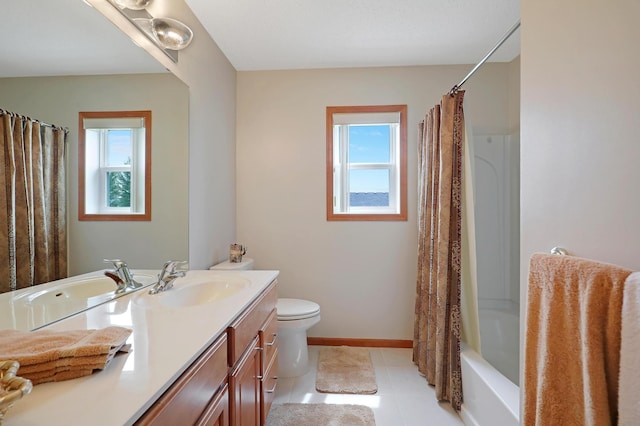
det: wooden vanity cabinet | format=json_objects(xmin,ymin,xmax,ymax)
[
  {"xmin": 227, "ymin": 280, "xmax": 278, "ymax": 426},
  {"xmin": 136, "ymin": 333, "xmax": 229, "ymax": 426},
  {"xmin": 137, "ymin": 279, "xmax": 278, "ymax": 426}
]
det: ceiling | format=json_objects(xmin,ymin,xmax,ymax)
[
  {"xmin": 0, "ymin": 0, "xmax": 520, "ymax": 78},
  {"xmin": 0, "ymin": 0, "xmax": 166, "ymax": 78},
  {"xmin": 186, "ymin": 0, "xmax": 521, "ymax": 70}
]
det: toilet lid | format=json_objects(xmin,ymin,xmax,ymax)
[{"xmin": 277, "ymin": 298, "xmax": 320, "ymax": 321}]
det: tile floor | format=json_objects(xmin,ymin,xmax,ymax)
[{"xmin": 272, "ymin": 346, "xmax": 464, "ymax": 426}]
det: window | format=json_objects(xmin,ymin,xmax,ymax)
[
  {"xmin": 79, "ymin": 111, "xmax": 151, "ymax": 221},
  {"xmin": 326, "ymin": 105, "xmax": 407, "ymax": 221}
]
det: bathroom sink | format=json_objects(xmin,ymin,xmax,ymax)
[
  {"xmin": 14, "ymin": 274, "xmax": 157, "ymax": 306},
  {"xmin": 134, "ymin": 275, "xmax": 251, "ymax": 308}
]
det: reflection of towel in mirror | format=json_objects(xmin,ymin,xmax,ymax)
[
  {"xmin": 523, "ymin": 253, "xmax": 631, "ymax": 426},
  {"xmin": 0, "ymin": 326, "xmax": 132, "ymax": 385}
]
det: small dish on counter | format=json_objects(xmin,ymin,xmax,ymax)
[{"xmin": 0, "ymin": 361, "xmax": 32, "ymax": 424}]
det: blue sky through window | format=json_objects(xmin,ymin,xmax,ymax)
[
  {"xmin": 106, "ymin": 130, "xmax": 132, "ymax": 166},
  {"xmin": 348, "ymin": 124, "xmax": 390, "ymax": 192}
]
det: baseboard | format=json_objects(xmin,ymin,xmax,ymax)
[{"xmin": 307, "ymin": 337, "xmax": 412, "ymax": 348}]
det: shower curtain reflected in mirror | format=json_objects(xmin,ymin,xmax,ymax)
[{"xmin": 0, "ymin": 110, "xmax": 67, "ymax": 293}]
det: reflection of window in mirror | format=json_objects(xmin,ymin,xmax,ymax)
[{"xmin": 79, "ymin": 111, "xmax": 151, "ymax": 221}]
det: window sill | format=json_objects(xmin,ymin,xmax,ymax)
[{"xmin": 326, "ymin": 212, "xmax": 407, "ymax": 222}]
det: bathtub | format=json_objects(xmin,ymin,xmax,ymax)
[
  {"xmin": 460, "ymin": 345, "xmax": 519, "ymax": 426},
  {"xmin": 459, "ymin": 306, "xmax": 520, "ymax": 426}
]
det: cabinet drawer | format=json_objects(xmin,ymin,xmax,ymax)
[
  {"xmin": 136, "ymin": 334, "xmax": 228, "ymax": 425},
  {"xmin": 228, "ymin": 280, "xmax": 277, "ymax": 366},
  {"xmin": 259, "ymin": 309, "xmax": 278, "ymax": 370},
  {"xmin": 261, "ymin": 351, "xmax": 278, "ymax": 426}
]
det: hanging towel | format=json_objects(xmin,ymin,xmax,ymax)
[
  {"xmin": 0, "ymin": 326, "xmax": 131, "ymax": 385},
  {"xmin": 523, "ymin": 253, "xmax": 631, "ymax": 426},
  {"xmin": 618, "ymin": 271, "xmax": 640, "ymax": 425}
]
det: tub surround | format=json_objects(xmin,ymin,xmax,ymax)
[{"xmin": 3, "ymin": 269, "xmax": 279, "ymax": 425}]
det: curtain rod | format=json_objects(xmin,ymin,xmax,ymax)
[
  {"xmin": 449, "ymin": 20, "xmax": 521, "ymax": 95},
  {"xmin": 0, "ymin": 108, "xmax": 69, "ymax": 133}
]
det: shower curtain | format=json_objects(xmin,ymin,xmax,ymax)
[
  {"xmin": 413, "ymin": 91, "xmax": 466, "ymax": 411},
  {"xmin": 0, "ymin": 110, "xmax": 67, "ymax": 293}
]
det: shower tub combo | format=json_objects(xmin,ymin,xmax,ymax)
[{"xmin": 460, "ymin": 307, "xmax": 520, "ymax": 426}]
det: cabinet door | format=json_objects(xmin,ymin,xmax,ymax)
[
  {"xmin": 228, "ymin": 280, "xmax": 278, "ymax": 366},
  {"xmin": 136, "ymin": 334, "xmax": 228, "ymax": 425},
  {"xmin": 197, "ymin": 384, "xmax": 229, "ymax": 426},
  {"xmin": 229, "ymin": 337, "xmax": 261, "ymax": 426}
]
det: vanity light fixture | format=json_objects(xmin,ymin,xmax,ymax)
[
  {"xmin": 151, "ymin": 17, "xmax": 193, "ymax": 50},
  {"xmin": 113, "ymin": 0, "xmax": 154, "ymax": 10},
  {"xmin": 105, "ymin": 0, "xmax": 194, "ymax": 61}
]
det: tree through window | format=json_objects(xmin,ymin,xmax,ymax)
[{"xmin": 79, "ymin": 111, "xmax": 151, "ymax": 221}]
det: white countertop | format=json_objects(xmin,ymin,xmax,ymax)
[{"xmin": 3, "ymin": 269, "xmax": 279, "ymax": 426}]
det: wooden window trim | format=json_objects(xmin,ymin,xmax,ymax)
[
  {"xmin": 326, "ymin": 104, "xmax": 408, "ymax": 222},
  {"xmin": 78, "ymin": 110, "xmax": 152, "ymax": 221}
]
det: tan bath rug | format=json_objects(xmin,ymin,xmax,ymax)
[
  {"xmin": 316, "ymin": 346, "xmax": 377, "ymax": 394},
  {"xmin": 266, "ymin": 403, "xmax": 376, "ymax": 426}
]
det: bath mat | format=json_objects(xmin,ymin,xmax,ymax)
[
  {"xmin": 266, "ymin": 403, "xmax": 376, "ymax": 426},
  {"xmin": 316, "ymin": 346, "xmax": 377, "ymax": 394}
]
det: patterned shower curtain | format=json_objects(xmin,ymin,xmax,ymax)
[
  {"xmin": 413, "ymin": 91, "xmax": 465, "ymax": 411},
  {"xmin": 0, "ymin": 110, "xmax": 68, "ymax": 293}
]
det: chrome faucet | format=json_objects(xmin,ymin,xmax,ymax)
[
  {"xmin": 149, "ymin": 260, "xmax": 188, "ymax": 295},
  {"xmin": 104, "ymin": 259, "xmax": 143, "ymax": 293}
]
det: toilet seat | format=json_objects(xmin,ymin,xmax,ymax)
[{"xmin": 277, "ymin": 298, "xmax": 320, "ymax": 321}]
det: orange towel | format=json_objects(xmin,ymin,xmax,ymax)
[
  {"xmin": 16, "ymin": 343, "xmax": 131, "ymax": 375},
  {"xmin": 523, "ymin": 253, "xmax": 631, "ymax": 426},
  {"xmin": 0, "ymin": 326, "xmax": 132, "ymax": 385},
  {"xmin": 28, "ymin": 368, "xmax": 96, "ymax": 386}
]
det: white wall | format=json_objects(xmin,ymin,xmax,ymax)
[
  {"xmin": 521, "ymin": 1, "xmax": 640, "ymax": 282},
  {"xmin": 92, "ymin": 0, "xmax": 238, "ymax": 270},
  {"xmin": 520, "ymin": 0, "xmax": 640, "ymax": 387},
  {"xmin": 237, "ymin": 64, "xmax": 514, "ymax": 339},
  {"xmin": 0, "ymin": 74, "xmax": 189, "ymax": 275}
]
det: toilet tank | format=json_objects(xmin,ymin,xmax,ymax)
[{"xmin": 210, "ymin": 258, "xmax": 255, "ymax": 271}]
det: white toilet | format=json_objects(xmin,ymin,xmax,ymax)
[
  {"xmin": 210, "ymin": 258, "xmax": 321, "ymax": 378},
  {"xmin": 276, "ymin": 297, "xmax": 320, "ymax": 377}
]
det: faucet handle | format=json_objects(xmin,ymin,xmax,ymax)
[
  {"xmin": 159, "ymin": 260, "xmax": 188, "ymax": 278},
  {"xmin": 104, "ymin": 259, "xmax": 127, "ymax": 269},
  {"xmin": 104, "ymin": 259, "xmax": 142, "ymax": 289},
  {"xmin": 150, "ymin": 260, "xmax": 188, "ymax": 295}
]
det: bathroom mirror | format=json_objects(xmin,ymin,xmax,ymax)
[{"xmin": 0, "ymin": 0, "xmax": 189, "ymax": 324}]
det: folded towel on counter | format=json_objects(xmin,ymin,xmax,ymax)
[
  {"xmin": 15, "ymin": 343, "xmax": 132, "ymax": 375},
  {"xmin": 0, "ymin": 326, "xmax": 132, "ymax": 385},
  {"xmin": 29, "ymin": 368, "xmax": 96, "ymax": 386},
  {"xmin": 523, "ymin": 253, "xmax": 631, "ymax": 426},
  {"xmin": 618, "ymin": 272, "xmax": 640, "ymax": 425}
]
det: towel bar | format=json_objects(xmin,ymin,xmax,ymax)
[{"xmin": 550, "ymin": 247, "xmax": 569, "ymax": 255}]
